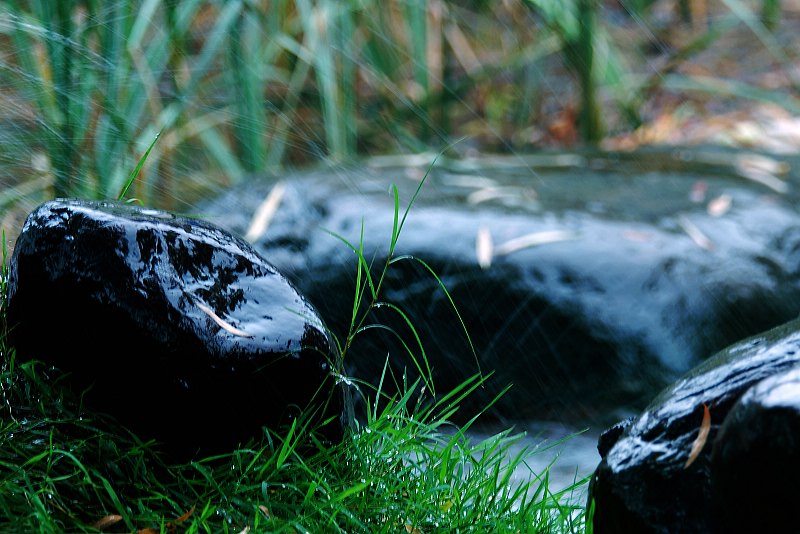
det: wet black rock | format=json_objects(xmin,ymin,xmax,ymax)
[
  {"xmin": 199, "ymin": 149, "xmax": 800, "ymax": 424},
  {"xmin": 6, "ymin": 199, "xmax": 352, "ymax": 459},
  {"xmin": 596, "ymin": 417, "xmax": 633, "ymax": 459},
  {"xmin": 588, "ymin": 318, "xmax": 800, "ymax": 533},
  {"xmin": 711, "ymin": 365, "xmax": 800, "ymax": 533}
]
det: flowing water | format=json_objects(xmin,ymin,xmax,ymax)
[{"xmin": 470, "ymin": 422, "xmax": 601, "ymax": 496}]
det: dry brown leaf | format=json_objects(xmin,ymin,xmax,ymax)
[
  {"xmin": 684, "ymin": 403, "xmax": 711, "ymax": 468},
  {"xmin": 237, "ymin": 527, "xmax": 251, "ymax": 534},
  {"xmin": 466, "ymin": 187, "xmax": 508, "ymax": 205},
  {"xmin": 175, "ymin": 504, "xmax": 197, "ymax": 523},
  {"xmin": 443, "ymin": 22, "xmax": 481, "ymax": 75},
  {"xmin": 259, "ymin": 505, "xmax": 270, "ymax": 518},
  {"xmin": 137, "ymin": 505, "xmax": 196, "ymax": 534},
  {"xmin": 677, "ymin": 215, "xmax": 714, "ymax": 251},
  {"xmin": 244, "ymin": 181, "xmax": 287, "ymax": 243},
  {"xmin": 734, "ymin": 154, "xmax": 789, "ymax": 194},
  {"xmin": 493, "ymin": 230, "xmax": 578, "ymax": 257},
  {"xmin": 91, "ymin": 514, "xmax": 123, "ymax": 530},
  {"xmin": 405, "ymin": 524, "xmax": 423, "ymax": 534},
  {"xmin": 547, "ymin": 105, "xmax": 578, "ymax": 146},
  {"xmin": 440, "ymin": 174, "xmax": 497, "ymax": 189},
  {"xmin": 622, "ymin": 230, "xmax": 651, "ymax": 242},
  {"xmin": 707, "ymin": 194, "xmax": 732, "ymax": 217},
  {"xmin": 465, "ymin": 185, "xmax": 536, "ymax": 206},
  {"xmin": 426, "ymin": 1, "xmax": 443, "ymax": 95},
  {"xmin": 195, "ymin": 301, "xmax": 254, "ymax": 338},
  {"xmin": 736, "ymin": 153, "xmax": 789, "ymax": 176},
  {"xmin": 689, "ymin": 180, "xmax": 707, "ymax": 203},
  {"xmin": 475, "ymin": 226, "xmax": 493, "ymax": 270}
]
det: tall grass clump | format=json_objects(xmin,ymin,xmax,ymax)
[
  {"xmin": 1, "ymin": 0, "xmax": 553, "ymax": 212},
  {"xmin": 0, "ymin": 179, "xmax": 588, "ymax": 532},
  {"xmin": 3, "ymin": 0, "xmax": 799, "ymax": 225},
  {"xmin": 0, "ymin": 2, "xmax": 670, "ymax": 207}
]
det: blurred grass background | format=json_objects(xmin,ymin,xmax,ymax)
[{"xmin": 1, "ymin": 0, "xmax": 799, "ymax": 220}]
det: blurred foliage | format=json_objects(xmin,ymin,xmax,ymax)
[{"xmin": 0, "ymin": 0, "xmax": 798, "ymax": 214}]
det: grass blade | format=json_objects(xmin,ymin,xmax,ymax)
[
  {"xmin": 391, "ymin": 254, "xmax": 482, "ymax": 379},
  {"xmin": 117, "ymin": 131, "xmax": 160, "ymax": 202}
]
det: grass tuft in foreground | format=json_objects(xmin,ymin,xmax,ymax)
[
  {"xmin": 0, "ymin": 331, "xmax": 586, "ymax": 532},
  {"xmin": 0, "ymin": 358, "xmax": 587, "ymax": 532},
  {"xmin": 0, "ymin": 182, "xmax": 587, "ymax": 531}
]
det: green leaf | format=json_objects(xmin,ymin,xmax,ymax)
[
  {"xmin": 117, "ymin": 131, "xmax": 160, "ymax": 201},
  {"xmin": 391, "ymin": 254, "xmax": 482, "ymax": 380}
]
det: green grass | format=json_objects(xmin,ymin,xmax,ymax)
[
  {"xmin": 0, "ymin": 184, "xmax": 588, "ymax": 532},
  {"xmin": 0, "ymin": 360, "xmax": 587, "ymax": 532},
  {"xmin": 0, "ymin": 347, "xmax": 588, "ymax": 533}
]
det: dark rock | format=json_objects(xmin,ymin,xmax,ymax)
[
  {"xmin": 596, "ymin": 417, "xmax": 633, "ymax": 459},
  {"xmin": 198, "ymin": 149, "xmax": 800, "ymax": 424},
  {"xmin": 711, "ymin": 366, "xmax": 800, "ymax": 533},
  {"xmin": 6, "ymin": 199, "xmax": 352, "ymax": 459},
  {"xmin": 588, "ymin": 318, "xmax": 800, "ymax": 533}
]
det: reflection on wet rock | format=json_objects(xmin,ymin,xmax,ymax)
[
  {"xmin": 7, "ymin": 199, "xmax": 352, "ymax": 460},
  {"xmin": 711, "ymin": 365, "xmax": 800, "ymax": 533},
  {"xmin": 199, "ymin": 151, "xmax": 800, "ymax": 424},
  {"xmin": 589, "ymin": 318, "xmax": 800, "ymax": 533}
]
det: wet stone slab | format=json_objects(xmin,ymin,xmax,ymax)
[{"xmin": 199, "ymin": 149, "xmax": 800, "ymax": 426}]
